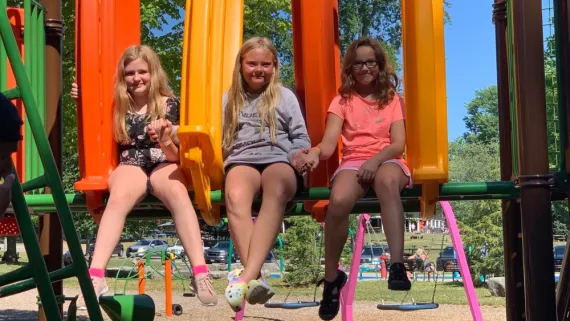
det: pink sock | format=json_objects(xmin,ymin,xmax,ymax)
[
  {"xmin": 192, "ymin": 265, "xmax": 208, "ymax": 276},
  {"xmin": 89, "ymin": 268, "xmax": 105, "ymax": 278}
]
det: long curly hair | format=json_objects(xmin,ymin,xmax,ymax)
[{"xmin": 338, "ymin": 37, "xmax": 399, "ymax": 109}]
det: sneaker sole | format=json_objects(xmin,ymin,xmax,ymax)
[
  {"xmin": 388, "ymin": 281, "xmax": 411, "ymax": 291},
  {"xmin": 225, "ymin": 283, "xmax": 246, "ymax": 312},
  {"xmin": 246, "ymin": 284, "xmax": 275, "ymax": 305},
  {"xmin": 319, "ymin": 272, "xmax": 348, "ymax": 321}
]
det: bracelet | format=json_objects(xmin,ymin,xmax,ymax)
[
  {"xmin": 311, "ymin": 146, "xmax": 321, "ymax": 155},
  {"xmin": 160, "ymin": 139, "xmax": 173, "ymax": 147}
]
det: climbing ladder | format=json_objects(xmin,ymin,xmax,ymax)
[{"xmin": 0, "ymin": 2, "xmax": 103, "ymax": 320}]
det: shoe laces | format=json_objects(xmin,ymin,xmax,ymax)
[{"xmin": 197, "ymin": 275, "xmax": 215, "ymax": 294}]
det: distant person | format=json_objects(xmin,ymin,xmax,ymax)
[
  {"xmin": 0, "ymin": 93, "xmax": 23, "ymax": 218},
  {"xmin": 71, "ymin": 45, "xmax": 217, "ymax": 309}
]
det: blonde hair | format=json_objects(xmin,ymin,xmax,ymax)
[
  {"xmin": 113, "ymin": 45, "xmax": 175, "ymax": 144},
  {"xmin": 222, "ymin": 37, "xmax": 281, "ymax": 150}
]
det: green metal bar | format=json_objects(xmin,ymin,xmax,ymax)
[
  {"xmin": 21, "ymin": 181, "xmax": 520, "ymax": 209},
  {"xmin": 0, "ymin": 0, "xmax": 6, "ymax": 93},
  {"xmin": 276, "ymin": 236, "xmax": 284, "ymax": 274},
  {"xmin": 2, "ymin": 86, "xmax": 20, "ymax": 100},
  {"xmin": 554, "ymin": 0, "xmax": 568, "ymax": 188},
  {"xmin": 21, "ymin": 174, "xmax": 48, "ymax": 193},
  {"xmin": 0, "ymin": 263, "xmax": 32, "ymax": 287},
  {"xmin": 30, "ymin": 4, "xmax": 40, "ymax": 186},
  {"xmin": 5, "ymin": 169, "xmax": 61, "ymax": 320},
  {"xmin": 24, "ymin": 0, "xmax": 32, "ymax": 184},
  {"xmin": 0, "ymin": 264, "xmax": 76, "ymax": 298},
  {"xmin": 0, "ymin": 3, "xmax": 104, "ymax": 320},
  {"xmin": 228, "ymin": 238, "xmax": 234, "ymax": 272},
  {"xmin": 506, "ymin": 0, "xmax": 520, "ymax": 177}
]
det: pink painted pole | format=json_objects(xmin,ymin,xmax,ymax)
[
  {"xmin": 439, "ymin": 201, "xmax": 483, "ymax": 321},
  {"xmin": 340, "ymin": 214, "xmax": 370, "ymax": 321},
  {"xmin": 234, "ymin": 300, "xmax": 246, "ymax": 321}
]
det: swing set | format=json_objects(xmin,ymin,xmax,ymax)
[{"xmin": 0, "ymin": 0, "xmax": 566, "ymax": 320}]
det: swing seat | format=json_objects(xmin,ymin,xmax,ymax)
[
  {"xmin": 264, "ymin": 300, "xmax": 320, "ymax": 309},
  {"xmin": 377, "ymin": 302, "xmax": 439, "ymax": 311}
]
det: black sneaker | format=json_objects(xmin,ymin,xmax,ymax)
[
  {"xmin": 318, "ymin": 270, "xmax": 348, "ymax": 321},
  {"xmin": 388, "ymin": 262, "xmax": 411, "ymax": 291}
]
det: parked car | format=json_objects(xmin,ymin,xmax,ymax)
[
  {"xmin": 168, "ymin": 239, "xmax": 207, "ymax": 259},
  {"xmin": 86, "ymin": 242, "xmax": 124, "ymax": 257},
  {"xmin": 436, "ymin": 246, "xmax": 468, "ymax": 272},
  {"xmin": 205, "ymin": 241, "xmax": 238, "ymax": 263},
  {"xmin": 555, "ymin": 245, "xmax": 566, "ymax": 272},
  {"xmin": 360, "ymin": 244, "xmax": 390, "ymax": 265},
  {"xmin": 205, "ymin": 241, "xmax": 275, "ymax": 264},
  {"xmin": 126, "ymin": 239, "xmax": 169, "ymax": 258}
]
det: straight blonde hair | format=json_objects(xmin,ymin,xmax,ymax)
[
  {"xmin": 222, "ymin": 37, "xmax": 281, "ymax": 150},
  {"xmin": 113, "ymin": 45, "xmax": 175, "ymax": 144}
]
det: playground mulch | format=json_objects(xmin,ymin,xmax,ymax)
[{"xmin": 3, "ymin": 291, "xmax": 506, "ymax": 321}]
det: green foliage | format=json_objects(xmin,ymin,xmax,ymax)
[
  {"xmin": 279, "ymin": 216, "xmax": 323, "ymax": 286},
  {"xmin": 449, "ymin": 139, "xmax": 503, "ymax": 283}
]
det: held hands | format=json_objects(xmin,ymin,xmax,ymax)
[
  {"xmin": 0, "ymin": 174, "xmax": 15, "ymax": 219},
  {"xmin": 147, "ymin": 119, "xmax": 173, "ymax": 145},
  {"xmin": 356, "ymin": 158, "xmax": 381, "ymax": 185},
  {"xmin": 70, "ymin": 82, "xmax": 79, "ymax": 101},
  {"xmin": 292, "ymin": 148, "xmax": 320, "ymax": 174}
]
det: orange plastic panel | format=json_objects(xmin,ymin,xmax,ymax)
[
  {"xmin": 292, "ymin": 0, "xmax": 341, "ymax": 216},
  {"xmin": 74, "ymin": 0, "xmax": 140, "ymax": 212},
  {"xmin": 401, "ymin": 0, "xmax": 448, "ymax": 218},
  {"xmin": 6, "ymin": 8, "xmax": 26, "ymax": 181},
  {"xmin": 179, "ymin": 0, "xmax": 243, "ymax": 226},
  {"xmin": 292, "ymin": 0, "xmax": 341, "ymax": 188}
]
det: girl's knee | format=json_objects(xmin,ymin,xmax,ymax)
[
  {"xmin": 374, "ymin": 175, "xmax": 400, "ymax": 194},
  {"xmin": 328, "ymin": 193, "xmax": 354, "ymax": 217},
  {"xmin": 225, "ymin": 188, "xmax": 251, "ymax": 213}
]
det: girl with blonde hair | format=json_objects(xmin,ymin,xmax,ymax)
[
  {"xmin": 222, "ymin": 37, "xmax": 311, "ymax": 312},
  {"xmin": 71, "ymin": 45, "xmax": 217, "ymax": 308}
]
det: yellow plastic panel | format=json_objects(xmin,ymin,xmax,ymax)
[
  {"xmin": 401, "ymin": 0, "xmax": 448, "ymax": 219},
  {"xmin": 178, "ymin": 0, "xmax": 243, "ymax": 225}
]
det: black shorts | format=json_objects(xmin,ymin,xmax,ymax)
[{"xmin": 224, "ymin": 161, "xmax": 305, "ymax": 194}]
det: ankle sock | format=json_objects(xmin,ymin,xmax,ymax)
[
  {"xmin": 192, "ymin": 265, "xmax": 208, "ymax": 276},
  {"xmin": 88, "ymin": 268, "xmax": 105, "ymax": 278}
]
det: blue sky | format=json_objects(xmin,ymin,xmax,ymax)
[{"xmin": 443, "ymin": 1, "xmax": 498, "ymax": 141}]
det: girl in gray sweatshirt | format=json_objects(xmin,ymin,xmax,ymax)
[{"xmin": 222, "ymin": 37, "xmax": 311, "ymax": 312}]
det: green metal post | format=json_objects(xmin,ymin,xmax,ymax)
[
  {"xmin": 276, "ymin": 236, "xmax": 284, "ymax": 274},
  {"xmin": 228, "ymin": 238, "xmax": 234, "ymax": 272},
  {"xmin": 8, "ymin": 169, "xmax": 61, "ymax": 321}
]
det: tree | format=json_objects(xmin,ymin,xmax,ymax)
[
  {"xmin": 448, "ymin": 138, "xmax": 503, "ymax": 283},
  {"xmin": 462, "ymin": 86, "xmax": 499, "ymax": 144}
]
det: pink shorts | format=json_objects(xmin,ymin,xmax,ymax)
[{"xmin": 330, "ymin": 158, "xmax": 413, "ymax": 188}]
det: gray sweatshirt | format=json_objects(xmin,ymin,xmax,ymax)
[{"xmin": 222, "ymin": 85, "xmax": 311, "ymax": 168}]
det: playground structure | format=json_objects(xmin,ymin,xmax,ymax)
[{"xmin": 0, "ymin": 0, "xmax": 568, "ymax": 320}]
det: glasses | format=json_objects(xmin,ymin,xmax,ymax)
[{"xmin": 352, "ymin": 60, "xmax": 378, "ymax": 70}]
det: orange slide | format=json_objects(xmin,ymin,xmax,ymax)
[
  {"xmin": 292, "ymin": 0, "xmax": 342, "ymax": 222},
  {"xmin": 2, "ymin": 8, "xmax": 26, "ymax": 181},
  {"xmin": 74, "ymin": 0, "xmax": 140, "ymax": 221}
]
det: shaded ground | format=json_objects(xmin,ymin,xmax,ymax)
[{"xmin": 1, "ymin": 291, "xmax": 506, "ymax": 321}]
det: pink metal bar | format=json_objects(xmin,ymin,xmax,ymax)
[
  {"xmin": 439, "ymin": 201, "xmax": 483, "ymax": 321},
  {"xmin": 340, "ymin": 214, "xmax": 370, "ymax": 321}
]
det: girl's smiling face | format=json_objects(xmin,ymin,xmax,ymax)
[
  {"xmin": 351, "ymin": 45, "xmax": 379, "ymax": 86},
  {"xmin": 241, "ymin": 48, "xmax": 275, "ymax": 93}
]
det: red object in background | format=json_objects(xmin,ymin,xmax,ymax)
[
  {"xmin": 380, "ymin": 255, "xmax": 387, "ymax": 279},
  {"xmin": 0, "ymin": 216, "xmax": 20, "ymax": 236}
]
